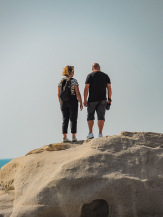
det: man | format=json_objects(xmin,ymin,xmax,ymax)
[{"xmin": 84, "ymin": 63, "xmax": 112, "ymax": 139}]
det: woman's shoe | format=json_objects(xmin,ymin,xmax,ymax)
[
  {"xmin": 63, "ymin": 137, "xmax": 70, "ymax": 143},
  {"xmin": 72, "ymin": 136, "xmax": 77, "ymax": 142},
  {"xmin": 98, "ymin": 134, "xmax": 103, "ymax": 138}
]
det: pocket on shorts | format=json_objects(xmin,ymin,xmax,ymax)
[{"xmin": 101, "ymin": 100, "xmax": 107, "ymax": 105}]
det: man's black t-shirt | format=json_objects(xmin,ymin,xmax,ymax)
[{"xmin": 85, "ymin": 71, "xmax": 111, "ymax": 102}]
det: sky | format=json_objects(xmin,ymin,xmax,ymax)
[{"xmin": 0, "ymin": 0, "xmax": 163, "ymax": 158}]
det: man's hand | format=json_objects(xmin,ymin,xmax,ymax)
[
  {"xmin": 107, "ymin": 100, "xmax": 111, "ymax": 105},
  {"xmin": 84, "ymin": 100, "xmax": 88, "ymax": 107},
  {"xmin": 107, "ymin": 96, "xmax": 112, "ymax": 106},
  {"xmin": 80, "ymin": 103, "xmax": 83, "ymax": 110}
]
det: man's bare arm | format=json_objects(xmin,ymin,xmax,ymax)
[
  {"xmin": 107, "ymin": 83, "xmax": 112, "ymax": 103},
  {"xmin": 84, "ymin": 84, "xmax": 90, "ymax": 107}
]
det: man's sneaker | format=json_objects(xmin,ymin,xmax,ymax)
[
  {"xmin": 72, "ymin": 136, "xmax": 77, "ymax": 142},
  {"xmin": 98, "ymin": 134, "xmax": 103, "ymax": 138},
  {"xmin": 86, "ymin": 133, "xmax": 94, "ymax": 139},
  {"xmin": 63, "ymin": 137, "xmax": 70, "ymax": 143}
]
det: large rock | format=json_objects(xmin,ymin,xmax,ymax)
[
  {"xmin": 0, "ymin": 186, "xmax": 13, "ymax": 217},
  {"xmin": 0, "ymin": 132, "xmax": 163, "ymax": 217}
]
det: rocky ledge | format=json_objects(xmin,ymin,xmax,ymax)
[{"xmin": 0, "ymin": 132, "xmax": 163, "ymax": 217}]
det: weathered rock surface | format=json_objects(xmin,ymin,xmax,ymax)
[
  {"xmin": 0, "ymin": 186, "xmax": 13, "ymax": 217},
  {"xmin": 0, "ymin": 132, "xmax": 163, "ymax": 217}
]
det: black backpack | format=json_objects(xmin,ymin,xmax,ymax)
[{"xmin": 59, "ymin": 78, "xmax": 71, "ymax": 102}]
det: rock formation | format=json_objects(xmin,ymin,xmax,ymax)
[{"xmin": 0, "ymin": 132, "xmax": 163, "ymax": 217}]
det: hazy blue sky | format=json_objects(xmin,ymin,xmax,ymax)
[{"xmin": 0, "ymin": 0, "xmax": 163, "ymax": 158}]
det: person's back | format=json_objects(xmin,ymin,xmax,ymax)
[
  {"xmin": 84, "ymin": 63, "xmax": 112, "ymax": 139},
  {"xmin": 86, "ymin": 71, "xmax": 110, "ymax": 102},
  {"xmin": 58, "ymin": 65, "xmax": 83, "ymax": 142}
]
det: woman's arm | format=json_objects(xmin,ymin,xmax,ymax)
[
  {"xmin": 75, "ymin": 85, "xmax": 83, "ymax": 110},
  {"xmin": 58, "ymin": 87, "xmax": 61, "ymax": 103}
]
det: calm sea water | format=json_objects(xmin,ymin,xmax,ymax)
[{"xmin": 0, "ymin": 159, "xmax": 12, "ymax": 169}]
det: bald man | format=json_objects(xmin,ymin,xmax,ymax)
[{"xmin": 84, "ymin": 63, "xmax": 112, "ymax": 138}]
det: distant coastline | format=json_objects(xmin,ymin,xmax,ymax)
[{"xmin": 0, "ymin": 159, "xmax": 12, "ymax": 169}]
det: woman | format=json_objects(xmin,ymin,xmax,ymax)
[{"xmin": 58, "ymin": 65, "xmax": 83, "ymax": 142}]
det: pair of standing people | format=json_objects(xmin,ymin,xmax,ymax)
[{"xmin": 58, "ymin": 63, "xmax": 112, "ymax": 142}]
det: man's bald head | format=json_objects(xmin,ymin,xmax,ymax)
[{"xmin": 92, "ymin": 63, "xmax": 101, "ymax": 71}]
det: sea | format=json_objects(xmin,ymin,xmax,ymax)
[{"xmin": 0, "ymin": 159, "xmax": 12, "ymax": 169}]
